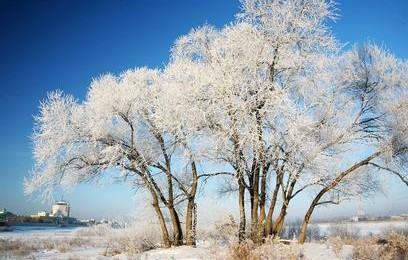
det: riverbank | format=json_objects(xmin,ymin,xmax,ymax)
[{"xmin": 1, "ymin": 220, "xmax": 407, "ymax": 259}]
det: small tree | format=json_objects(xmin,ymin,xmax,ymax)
[{"xmin": 25, "ymin": 68, "xmax": 211, "ymax": 247}]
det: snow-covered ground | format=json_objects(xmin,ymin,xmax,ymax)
[
  {"xmin": 136, "ymin": 243, "xmax": 353, "ymax": 260},
  {"xmin": 0, "ymin": 231, "xmax": 348, "ymax": 260},
  {"xmin": 314, "ymin": 220, "xmax": 408, "ymax": 237},
  {"xmin": 0, "ymin": 220, "xmax": 406, "ymax": 259}
]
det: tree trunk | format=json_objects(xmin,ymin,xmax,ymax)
[
  {"xmin": 271, "ymin": 205, "xmax": 287, "ymax": 238},
  {"xmin": 152, "ymin": 200, "xmax": 171, "ymax": 248},
  {"xmin": 154, "ymin": 130, "xmax": 184, "ymax": 246},
  {"xmin": 250, "ymin": 110, "xmax": 264, "ymax": 244},
  {"xmin": 259, "ymin": 164, "xmax": 269, "ymax": 240},
  {"xmin": 185, "ymin": 162, "xmax": 198, "ymax": 246},
  {"xmin": 193, "ymin": 203, "xmax": 197, "ymax": 247},
  {"xmin": 250, "ymin": 166, "xmax": 260, "ymax": 243},
  {"xmin": 271, "ymin": 170, "xmax": 297, "ymax": 237},
  {"xmin": 298, "ymin": 203, "xmax": 316, "ymax": 244},
  {"xmin": 232, "ymin": 130, "xmax": 247, "ymax": 243},
  {"xmin": 185, "ymin": 198, "xmax": 196, "ymax": 246},
  {"xmin": 265, "ymin": 176, "xmax": 280, "ymax": 236},
  {"xmin": 238, "ymin": 179, "xmax": 246, "ymax": 242},
  {"xmin": 138, "ymin": 168, "xmax": 171, "ymax": 248},
  {"xmin": 169, "ymin": 206, "xmax": 183, "ymax": 246}
]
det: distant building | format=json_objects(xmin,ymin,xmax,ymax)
[
  {"xmin": 351, "ymin": 216, "xmax": 368, "ymax": 222},
  {"xmin": 50, "ymin": 200, "xmax": 70, "ymax": 219},
  {"xmin": 0, "ymin": 208, "xmax": 6, "ymax": 220},
  {"xmin": 0, "ymin": 208, "xmax": 15, "ymax": 220},
  {"xmin": 351, "ymin": 199, "xmax": 367, "ymax": 222},
  {"xmin": 30, "ymin": 211, "xmax": 49, "ymax": 218}
]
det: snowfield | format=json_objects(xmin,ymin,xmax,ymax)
[
  {"xmin": 0, "ymin": 220, "xmax": 406, "ymax": 259},
  {"xmin": 0, "ymin": 230, "xmax": 348, "ymax": 260},
  {"xmin": 314, "ymin": 220, "xmax": 408, "ymax": 237}
]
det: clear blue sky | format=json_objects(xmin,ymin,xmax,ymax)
[{"xmin": 0, "ymin": 0, "xmax": 407, "ymax": 220}]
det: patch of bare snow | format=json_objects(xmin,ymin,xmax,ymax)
[
  {"xmin": 138, "ymin": 243, "xmax": 229, "ymax": 260},
  {"xmin": 301, "ymin": 243, "xmax": 352, "ymax": 260}
]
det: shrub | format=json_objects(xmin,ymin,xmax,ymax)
[
  {"xmin": 352, "ymin": 232, "xmax": 408, "ymax": 260},
  {"xmin": 256, "ymin": 239, "xmax": 302, "ymax": 260},
  {"xmin": 382, "ymin": 225, "xmax": 408, "ymax": 238},
  {"xmin": 229, "ymin": 241, "xmax": 259, "ymax": 260},
  {"xmin": 228, "ymin": 239, "xmax": 302, "ymax": 260},
  {"xmin": 102, "ymin": 221, "xmax": 161, "ymax": 257},
  {"xmin": 57, "ymin": 242, "xmax": 70, "ymax": 253}
]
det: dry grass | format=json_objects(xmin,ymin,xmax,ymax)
[
  {"xmin": 228, "ymin": 239, "xmax": 302, "ymax": 260},
  {"xmin": 382, "ymin": 225, "xmax": 408, "ymax": 237},
  {"xmin": 327, "ymin": 236, "xmax": 344, "ymax": 258},
  {"xmin": 257, "ymin": 239, "xmax": 302, "ymax": 260},
  {"xmin": 57, "ymin": 242, "xmax": 70, "ymax": 253},
  {"xmin": 0, "ymin": 236, "xmax": 89, "ymax": 258},
  {"xmin": 42, "ymin": 238, "xmax": 55, "ymax": 250},
  {"xmin": 43, "ymin": 237, "xmax": 88, "ymax": 252},
  {"xmin": 352, "ymin": 232, "xmax": 408, "ymax": 260},
  {"xmin": 74, "ymin": 218, "xmax": 161, "ymax": 257},
  {"xmin": 84, "ymin": 222, "xmax": 161, "ymax": 257},
  {"xmin": 229, "ymin": 241, "xmax": 259, "ymax": 260},
  {"xmin": 103, "ymin": 237, "xmax": 149, "ymax": 257},
  {"xmin": 0, "ymin": 238, "xmax": 36, "ymax": 257}
]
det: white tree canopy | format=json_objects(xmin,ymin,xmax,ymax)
[{"xmin": 25, "ymin": 0, "xmax": 408, "ymax": 245}]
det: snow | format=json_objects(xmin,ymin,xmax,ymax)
[
  {"xmin": 24, "ymin": 0, "xmax": 408, "ymax": 257},
  {"xmin": 301, "ymin": 243, "xmax": 353, "ymax": 260},
  {"xmin": 1, "ymin": 225, "xmax": 80, "ymax": 239},
  {"xmin": 0, "ymin": 225, "xmax": 354, "ymax": 259},
  {"xmin": 2, "ymin": 220, "xmax": 407, "ymax": 259},
  {"xmin": 29, "ymin": 247, "xmax": 119, "ymax": 260},
  {"xmin": 314, "ymin": 220, "xmax": 408, "ymax": 236},
  {"xmin": 139, "ymin": 245, "xmax": 228, "ymax": 260}
]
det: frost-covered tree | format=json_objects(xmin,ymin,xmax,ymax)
[
  {"xmin": 297, "ymin": 44, "xmax": 408, "ymax": 243},
  {"xmin": 170, "ymin": 0, "xmax": 408, "ymax": 244},
  {"xmin": 170, "ymin": 0, "xmax": 343, "ymax": 243},
  {"xmin": 26, "ymin": 0, "xmax": 408, "ymax": 247},
  {"xmin": 25, "ymin": 68, "xmax": 213, "ymax": 247},
  {"xmin": 26, "ymin": 63, "xmax": 234, "ymax": 247}
]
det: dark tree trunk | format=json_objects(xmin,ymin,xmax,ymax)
[
  {"xmin": 238, "ymin": 179, "xmax": 246, "ymax": 242},
  {"xmin": 250, "ymin": 166, "xmax": 260, "ymax": 243},
  {"xmin": 259, "ymin": 165, "xmax": 269, "ymax": 240}
]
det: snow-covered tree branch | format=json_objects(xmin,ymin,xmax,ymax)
[{"xmin": 25, "ymin": 0, "xmax": 408, "ymax": 247}]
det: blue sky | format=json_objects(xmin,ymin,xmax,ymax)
[{"xmin": 0, "ymin": 0, "xmax": 407, "ymax": 220}]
